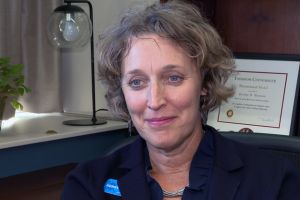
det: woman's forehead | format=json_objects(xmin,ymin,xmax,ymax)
[
  {"xmin": 125, "ymin": 34, "xmax": 187, "ymax": 60},
  {"xmin": 120, "ymin": 36, "xmax": 200, "ymax": 81}
]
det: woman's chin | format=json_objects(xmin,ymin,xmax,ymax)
[{"xmin": 146, "ymin": 137, "xmax": 181, "ymax": 152}]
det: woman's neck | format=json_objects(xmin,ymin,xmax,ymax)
[{"xmin": 147, "ymin": 127, "xmax": 203, "ymax": 191}]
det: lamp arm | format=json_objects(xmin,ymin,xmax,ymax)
[{"xmin": 64, "ymin": 0, "xmax": 97, "ymax": 124}]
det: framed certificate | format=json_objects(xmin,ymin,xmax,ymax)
[{"xmin": 207, "ymin": 56, "xmax": 300, "ymax": 136}]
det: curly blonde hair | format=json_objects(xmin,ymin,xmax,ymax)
[{"xmin": 97, "ymin": 0, "xmax": 234, "ymax": 122}]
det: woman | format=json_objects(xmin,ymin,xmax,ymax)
[{"xmin": 61, "ymin": 1, "xmax": 300, "ymax": 199}]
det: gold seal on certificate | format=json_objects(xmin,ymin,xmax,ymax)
[{"xmin": 226, "ymin": 109, "xmax": 234, "ymax": 118}]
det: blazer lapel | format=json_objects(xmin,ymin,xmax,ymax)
[
  {"xmin": 118, "ymin": 165, "xmax": 151, "ymax": 200},
  {"xmin": 210, "ymin": 165, "xmax": 242, "ymax": 200},
  {"xmin": 116, "ymin": 137, "xmax": 151, "ymax": 200},
  {"xmin": 210, "ymin": 132, "xmax": 244, "ymax": 200}
]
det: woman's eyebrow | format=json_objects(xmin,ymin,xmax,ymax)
[
  {"xmin": 125, "ymin": 69, "xmax": 144, "ymax": 75},
  {"xmin": 161, "ymin": 64, "xmax": 182, "ymax": 71},
  {"xmin": 160, "ymin": 64, "xmax": 190, "ymax": 74},
  {"xmin": 123, "ymin": 69, "xmax": 146, "ymax": 79},
  {"xmin": 124, "ymin": 64, "xmax": 184, "ymax": 75}
]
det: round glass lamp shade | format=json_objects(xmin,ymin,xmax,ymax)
[{"xmin": 47, "ymin": 4, "xmax": 92, "ymax": 48}]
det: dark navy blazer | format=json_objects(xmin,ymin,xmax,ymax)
[{"xmin": 61, "ymin": 126, "xmax": 300, "ymax": 200}]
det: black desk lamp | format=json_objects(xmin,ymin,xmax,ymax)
[{"xmin": 47, "ymin": 0, "xmax": 106, "ymax": 126}]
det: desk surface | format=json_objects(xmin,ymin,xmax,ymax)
[
  {"xmin": 0, "ymin": 112, "xmax": 128, "ymax": 178},
  {"xmin": 0, "ymin": 112, "xmax": 127, "ymax": 149}
]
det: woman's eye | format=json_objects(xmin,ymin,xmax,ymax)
[
  {"xmin": 129, "ymin": 79, "xmax": 144, "ymax": 89},
  {"xmin": 168, "ymin": 75, "xmax": 183, "ymax": 83}
]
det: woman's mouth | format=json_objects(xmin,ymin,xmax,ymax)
[{"xmin": 145, "ymin": 116, "xmax": 176, "ymax": 127}]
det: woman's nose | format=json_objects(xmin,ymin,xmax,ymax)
[{"xmin": 146, "ymin": 82, "xmax": 165, "ymax": 110}]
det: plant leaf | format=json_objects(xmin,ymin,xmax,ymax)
[
  {"xmin": 10, "ymin": 99, "xmax": 23, "ymax": 110},
  {"xmin": 0, "ymin": 57, "xmax": 31, "ymax": 103}
]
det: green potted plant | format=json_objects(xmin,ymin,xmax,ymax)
[{"xmin": 0, "ymin": 57, "xmax": 31, "ymax": 130}]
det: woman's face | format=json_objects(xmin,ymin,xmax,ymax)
[{"xmin": 121, "ymin": 34, "xmax": 206, "ymax": 151}]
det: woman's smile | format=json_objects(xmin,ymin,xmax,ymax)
[{"xmin": 145, "ymin": 116, "xmax": 177, "ymax": 128}]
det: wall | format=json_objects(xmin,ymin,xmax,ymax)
[
  {"xmin": 62, "ymin": 0, "xmax": 157, "ymax": 116},
  {"xmin": 214, "ymin": 0, "xmax": 300, "ymax": 55}
]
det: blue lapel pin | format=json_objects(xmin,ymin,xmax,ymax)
[{"xmin": 104, "ymin": 178, "xmax": 122, "ymax": 197}]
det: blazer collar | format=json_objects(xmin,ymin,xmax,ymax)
[
  {"xmin": 117, "ymin": 137, "xmax": 152, "ymax": 200},
  {"xmin": 118, "ymin": 137, "xmax": 145, "ymax": 169},
  {"xmin": 209, "ymin": 127, "xmax": 244, "ymax": 200}
]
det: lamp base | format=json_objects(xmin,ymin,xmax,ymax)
[{"xmin": 63, "ymin": 118, "xmax": 107, "ymax": 126}]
